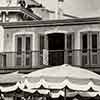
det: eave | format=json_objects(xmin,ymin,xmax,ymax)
[{"xmin": 1, "ymin": 17, "xmax": 100, "ymax": 28}]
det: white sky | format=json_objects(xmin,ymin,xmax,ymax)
[{"xmin": 36, "ymin": 0, "xmax": 100, "ymax": 18}]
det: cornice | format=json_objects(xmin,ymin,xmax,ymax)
[
  {"xmin": 0, "ymin": 6, "xmax": 41, "ymax": 20},
  {"xmin": 1, "ymin": 17, "xmax": 100, "ymax": 28}
]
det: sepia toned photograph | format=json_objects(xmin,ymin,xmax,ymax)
[{"xmin": 0, "ymin": 0, "xmax": 100, "ymax": 100}]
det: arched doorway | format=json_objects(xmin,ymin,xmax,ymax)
[{"xmin": 48, "ymin": 33, "xmax": 65, "ymax": 65}]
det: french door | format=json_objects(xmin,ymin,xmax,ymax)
[
  {"xmin": 15, "ymin": 35, "xmax": 32, "ymax": 67},
  {"xmin": 81, "ymin": 31, "xmax": 99, "ymax": 66}
]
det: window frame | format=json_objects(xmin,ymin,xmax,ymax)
[{"xmin": 80, "ymin": 31, "xmax": 99, "ymax": 65}]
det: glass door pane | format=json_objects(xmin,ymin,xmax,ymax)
[
  {"xmin": 17, "ymin": 37, "xmax": 22, "ymax": 54},
  {"xmin": 81, "ymin": 33, "xmax": 88, "ymax": 65},
  {"xmin": 81, "ymin": 32, "xmax": 99, "ymax": 66},
  {"xmin": 16, "ymin": 35, "xmax": 32, "ymax": 67},
  {"xmin": 82, "ymin": 34, "xmax": 87, "ymax": 53},
  {"xmin": 16, "ymin": 37, "xmax": 22, "ymax": 66},
  {"xmin": 91, "ymin": 33, "xmax": 98, "ymax": 65},
  {"xmin": 92, "ymin": 34, "xmax": 97, "ymax": 52},
  {"xmin": 26, "ymin": 37, "xmax": 31, "ymax": 52},
  {"xmin": 66, "ymin": 34, "xmax": 73, "ymax": 65},
  {"xmin": 25, "ymin": 36, "xmax": 32, "ymax": 66}
]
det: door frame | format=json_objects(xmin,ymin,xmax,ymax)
[{"xmin": 80, "ymin": 31, "xmax": 99, "ymax": 66}]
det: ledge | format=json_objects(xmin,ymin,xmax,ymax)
[
  {"xmin": 1, "ymin": 17, "xmax": 100, "ymax": 28},
  {"xmin": 0, "ymin": 65, "xmax": 51, "ymax": 74}
]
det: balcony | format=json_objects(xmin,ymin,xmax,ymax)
[{"xmin": 0, "ymin": 49, "xmax": 100, "ymax": 73}]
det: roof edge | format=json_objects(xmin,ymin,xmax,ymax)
[{"xmin": 1, "ymin": 17, "xmax": 100, "ymax": 28}]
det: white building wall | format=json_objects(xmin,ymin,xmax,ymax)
[
  {"xmin": 0, "ymin": 26, "xmax": 4, "ymax": 68},
  {"xmin": 32, "ymin": 33, "xmax": 40, "ymax": 67},
  {"xmin": 11, "ymin": 31, "xmax": 40, "ymax": 67},
  {"xmin": 0, "ymin": 0, "xmax": 18, "ymax": 7},
  {"xmin": 8, "ymin": 0, "xmax": 18, "ymax": 6},
  {"xmin": 32, "ymin": 8, "xmax": 50, "ymax": 20},
  {"xmin": 0, "ymin": 26, "xmax": 4, "ymax": 52},
  {"xmin": 74, "ymin": 31, "xmax": 81, "ymax": 65}
]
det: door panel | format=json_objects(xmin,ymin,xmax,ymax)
[
  {"xmin": 81, "ymin": 34, "xmax": 88, "ymax": 65},
  {"xmin": 25, "ymin": 36, "xmax": 32, "ymax": 66},
  {"xmin": 16, "ymin": 36, "xmax": 23, "ymax": 66},
  {"xmin": 81, "ymin": 32, "xmax": 99, "ymax": 66},
  {"xmin": 66, "ymin": 34, "xmax": 74, "ymax": 65},
  {"xmin": 16, "ymin": 35, "xmax": 32, "ymax": 67}
]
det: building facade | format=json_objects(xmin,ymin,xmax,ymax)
[
  {"xmin": 0, "ymin": 0, "xmax": 99, "ymax": 74},
  {"xmin": 0, "ymin": 18, "xmax": 99, "ymax": 74}
]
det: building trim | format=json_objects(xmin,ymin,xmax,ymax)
[
  {"xmin": 45, "ymin": 30, "xmax": 68, "ymax": 35},
  {"xmin": 0, "ymin": 7, "xmax": 41, "ymax": 20},
  {"xmin": 12, "ymin": 31, "xmax": 34, "ymax": 52},
  {"xmin": 1, "ymin": 17, "xmax": 100, "ymax": 28}
]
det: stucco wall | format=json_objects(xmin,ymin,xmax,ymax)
[
  {"xmin": 0, "ymin": 26, "xmax": 4, "ymax": 68},
  {"xmin": 4, "ymin": 28, "xmax": 40, "ymax": 67},
  {"xmin": 3, "ymin": 23, "xmax": 100, "ymax": 67},
  {"xmin": 0, "ymin": 26, "xmax": 4, "ymax": 52}
]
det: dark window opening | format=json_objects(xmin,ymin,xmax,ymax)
[
  {"xmin": 48, "ymin": 33, "xmax": 64, "ymax": 65},
  {"xmin": 48, "ymin": 33, "xmax": 65, "ymax": 50},
  {"xmin": 92, "ymin": 34, "xmax": 97, "ymax": 52},
  {"xmin": 26, "ymin": 57, "xmax": 30, "ymax": 65},
  {"xmin": 3, "ymin": 55, "xmax": 6, "ymax": 67},
  {"xmin": 82, "ymin": 34, "xmax": 87, "ymax": 53},
  {"xmin": 82, "ymin": 55, "xmax": 87, "ymax": 65},
  {"xmin": 40, "ymin": 35, "xmax": 44, "ymax": 50},
  {"xmin": 67, "ymin": 34, "xmax": 72, "ymax": 50},
  {"xmin": 17, "ymin": 37, "xmax": 22, "ymax": 54},
  {"xmin": 26, "ymin": 37, "xmax": 31, "ymax": 53}
]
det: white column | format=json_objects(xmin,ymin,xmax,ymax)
[
  {"xmin": 43, "ymin": 35, "xmax": 49, "ymax": 65},
  {"xmin": 74, "ymin": 32, "xmax": 81, "ymax": 65},
  {"xmin": 64, "ymin": 33, "xmax": 67, "ymax": 64},
  {"xmin": 0, "ymin": 26, "xmax": 4, "ymax": 68},
  {"xmin": 2, "ymin": 12, "xmax": 6, "ymax": 22},
  {"xmin": 32, "ymin": 33, "xmax": 40, "ymax": 67}
]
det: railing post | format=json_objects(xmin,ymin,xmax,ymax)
[
  {"xmin": 22, "ymin": 51, "xmax": 24, "ymax": 67},
  {"xmin": 89, "ymin": 49, "xmax": 91, "ymax": 67}
]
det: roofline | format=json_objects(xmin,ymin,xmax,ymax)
[
  {"xmin": 31, "ymin": 0, "xmax": 41, "ymax": 5},
  {"xmin": 21, "ymin": 7, "xmax": 41, "ymax": 20},
  {"xmin": 0, "ymin": 6, "xmax": 41, "ymax": 20},
  {"xmin": 63, "ymin": 13, "xmax": 79, "ymax": 19},
  {"xmin": 47, "ymin": 10, "xmax": 79, "ymax": 18},
  {"xmin": 1, "ymin": 17, "xmax": 100, "ymax": 28}
]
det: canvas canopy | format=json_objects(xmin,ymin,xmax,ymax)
[
  {"xmin": 22, "ymin": 64, "xmax": 100, "ymax": 91},
  {"xmin": 1, "ymin": 64, "xmax": 100, "ymax": 98},
  {"xmin": 1, "ymin": 82, "xmax": 100, "ymax": 98},
  {"xmin": 23, "ymin": 64, "xmax": 100, "ymax": 79},
  {"xmin": 0, "ymin": 71, "xmax": 24, "ymax": 83}
]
